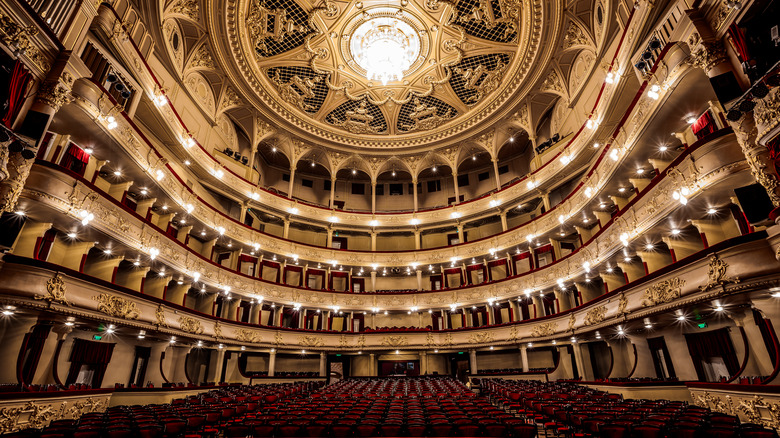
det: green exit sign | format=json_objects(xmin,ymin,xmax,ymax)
[
  {"xmin": 93, "ymin": 334, "xmax": 103, "ymax": 340},
  {"xmin": 697, "ymin": 322, "xmax": 708, "ymax": 329}
]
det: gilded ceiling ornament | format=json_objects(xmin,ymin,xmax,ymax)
[
  {"xmin": 530, "ymin": 322, "xmax": 556, "ymax": 337},
  {"xmin": 155, "ymin": 304, "xmax": 169, "ymax": 327},
  {"xmin": 36, "ymin": 273, "xmax": 70, "ymax": 306},
  {"xmin": 381, "ymin": 336, "xmax": 409, "ymax": 347},
  {"xmin": 271, "ymin": 70, "xmax": 322, "ymax": 112},
  {"xmin": 247, "ymin": 0, "xmax": 309, "ymax": 57},
  {"xmin": 235, "ymin": 329, "xmax": 262, "ymax": 343},
  {"xmin": 457, "ymin": 0, "xmax": 521, "ymax": 41},
  {"xmin": 220, "ymin": 86, "xmax": 244, "ymax": 111},
  {"xmin": 178, "ymin": 316, "xmax": 204, "ymax": 334},
  {"xmin": 93, "ymin": 294, "xmax": 140, "ymax": 319},
  {"xmin": 425, "ymin": 332, "xmax": 436, "ymax": 347},
  {"xmin": 729, "ymin": 114, "xmax": 780, "ymax": 207},
  {"xmin": 699, "ymin": 254, "xmax": 740, "ymax": 291},
  {"xmin": 583, "ymin": 305, "xmax": 607, "ymax": 326},
  {"xmin": 562, "ymin": 22, "xmax": 590, "ymax": 50},
  {"xmin": 189, "ymin": 44, "xmax": 216, "ymax": 69},
  {"xmin": 468, "ymin": 332, "xmax": 494, "ymax": 344},
  {"xmin": 453, "ymin": 55, "xmax": 509, "ymax": 104},
  {"xmin": 541, "ymin": 70, "xmax": 566, "ymax": 97},
  {"xmin": 169, "ymin": 0, "xmax": 200, "ymax": 20},
  {"xmin": 642, "ymin": 278, "xmax": 685, "ymax": 307},
  {"xmin": 399, "ymin": 98, "xmax": 453, "ymax": 132},
  {"xmin": 330, "ymin": 100, "xmax": 385, "ymax": 134},
  {"xmin": 689, "ymin": 40, "xmax": 727, "ymax": 74},
  {"xmin": 298, "ymin": 335, "xmax": 324, "ymax": 347}
]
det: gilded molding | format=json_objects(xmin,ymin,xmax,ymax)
[
  {"xmin": 36, "ymin": 273, "xmax": 70, "ymax": 306},
  {"xmin": 467, "ymin": 332, "xmax": 495, "ymax": 344},
  {"xmin": 380, "ymin": 336, "xmax": 409, "ymax": 347},
  {"xmin": 297, "ymin": 335, "xmax": 324, "ymax": 347},
  {"xmin": 531, "ymin": 322, "xmax": 556, "ymax": 337},
  {"xmin": 583, "ymin": 305, "xmax": 607, "ymax": 326},
  {"xmin": 235, "ymin": 328, "xmax": 261, "ymax": 343},
  {"xmin": 178, "ymin": 316, "xmax": 204, "ymax": 334},
  {"xmin": 642, "ymin": 278, "xmax": 685, "ymax": 307},
  {"xmin": 699, "ymin": 254, "xmax": 740, "ymax": 291}
]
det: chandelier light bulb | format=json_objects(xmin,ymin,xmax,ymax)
[{"xmin": 351, "ymin": 16, "xmax": 420, "ymax": 86}]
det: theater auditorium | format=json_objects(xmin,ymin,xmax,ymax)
[{"xmin": 1, "ymin": 0, "xmax": 780, "ymax": 436}]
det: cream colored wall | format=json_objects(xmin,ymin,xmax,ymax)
[
  {"xmin": 528, "ymin": 349, "xmax": 555, "ymax": 369},
  {"xmin": 476, "ymin": 350, "xmax": 522, "ymax": 370},
  {"xmin": 275, "ymin": 355, "xmax": 319, "ymax": 373},
  {"xmin": 368, "ymin": 312, "xmax": 425, "ymax": 328},
  {"xmin": 351, "ymin": 355, "xmax": 371, "ymax": 376},
  {"xmin": 373, "ymin": 276, "xmax": 418, "ymax": 291},
  {"xmin": 288, "ymin": 227, "xmax": 328, "ymax": 247},
  {"xmin": 427, "ymin": 354, "xmax": 448, "ymax": 375},
  {"xmin": 375, "ymin": 234, "xmax": 415, "ymax": 251}
]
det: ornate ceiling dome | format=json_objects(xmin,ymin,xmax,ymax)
[{"xmin": 203, "ymin": 0, "xmax": 563, "ymax": 152}]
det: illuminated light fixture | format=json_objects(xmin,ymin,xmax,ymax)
[
  {"xmin": 432, "ymin": 165, "xmax": 437, "ymax": 172},
  {"xmin": 369, "ymin": 219, "xmax": 379, "ymax": 227},
  {"xmin": 288, "ymin": 207, "xmax": 299, "ymax": 215},
  {"xmin": 79, "ymin": 210, "xmax": 95, "ymax": 226},
  {"xmin": 293, "ymin": 303, "xmax": 301, "ymax": 310},
  {"xmin": 606, "ymin": 267, "xmax": 614, "ymax": 273},
  {"xmin": 192, "ymin": 272, "xmax": 201, "ymax": 282},
  {"xmin": 659, "ymin": 145, "xmax": 668, "ymax": 152},
  {"xmin": 184, "ymin": 137, "xmax": 195, "ymax": 148},
  {"xmin": 218, "ymin": 343, "xmax": 224, "ymax": 349},
  {"xmin": 328, "ymin": 215, "xmax": 339, "ymax": 223},
  {"xmin": 84, "ymin": 148, "xmax": 93, "ymax": 155},
  {"xmin": 714, "ymin": 305, "xmax": 724, "ymax": 312},
  {"xmin": 637, "ymin": 168, "xmax": 645, "ymax": 174},
  {"xmin": 677, "ymin": 315, "xmax": 687, "ymax": 321},
  {"xmin": 197, "ymin": 341, "xmax": 203, "ymax": 347},
  {"xmin": 584, "ymin": 187, "xmax": 593, "ymax": 198},
  {"xmin": 1, "ymin": 308, "xmax": 14, "ymax": 316},
  {"xmin": 214, "ymin": 169, "xmax": 224, "ymax": 179},
  {"xmin": 154, "ymin": 94, "xmax": 167, "ymax": 106},
  {"xmin": 162, "ymin": 205, "xmax": 168, "ymax": 211},
  {"xmin": 450, "ymin": 211, "xmax": 461, "ymax": 219},
  {"xmin": 155, "ymin": 169, "xmax": 165, "ymax": 181},
  {"xmin": 645, "ymin": 243, "xmax": 654, "ymax": 250},
  {"xmin": 526, "ymin": 234, "xmax": 535, "ymax": 242},
  {"xmin": 582, "ymin": 261, "xmax": 591, "ymax": 272},
  {"xmin": 449, "ymin": 303, "xmax": 458, "ymax": 311},
  {"xmin": 593, "ymin": 142, "xmax": 600, "ymax": 148},
  {"xmin": 200, "ymin": 230, "xmax": 206, "ymax": 236},
  {"xmin": 605, "ymin": 71, "xmax": 615, "ymax": 84},
  {"xmin": 586, "ymin": 118, "xmax": 598, "ymax": 130},
  {"xmin": 686, "ymin": 116, "xmax": 697, "ymax": 124},
  {"xmin": 618, "ymin": 187, "xmax": 626, "ymax": 193},
  {"xmin": 410, "ymin": 218, "xmax": 420, "ymax": 225},
  {"xmin": 472, "ymin": 155, "xmax": 477, "ymax": 161},
  {"xmin": 671, "ymin": 228, "xmax": 681, "ymax": 236},
  {"xmin": 14, "ymin": 210, "xmax": 24, "ymax": 216},
  {"xmin": 619, "ymin": 233, "xmax": 629, "ymax": 246},
  {"xmin": 185, "ymin": 203, "xmax": 194, "ymax": 214},
  {"xmin": 489, "ymin": 199, "xmax": 500, "ymax": 208},
  {"xmin": 106, "ymin": 324, "xmax": 115, "ymax": 334},
  {"xmin": 140, "ymin": 189, "xmax": 148, "ymax": 196},
  {"xmin": 610, "ymin": 148, "xmax": 620, "ymax": 161},
  {"xmin": 371, "ymin": 264, "xmax": 378, "ymax": 271},
  {"xmin": 113, "ymin": 170, "xmax": 122, "ymax": 176},
  {"xmin": 645, "ymin": 323, "xmax": 652, "ymax": 329},
  {"xmin": 771, "ymin": 290, "xmax": 780, "ymax": 298},
  {"xmin": 106, "ymin": 116, "xmax": 118, "ymax": 130},
  {"xmin": 65, "ymin": 321, "xmax": 75, "ymax": 326},
  {"xmin": 149, "ymin": 247, "xmax": 159, "ymax": 260},
  {"xmin": 558, "ymin": 215, "xmax": 565, "ymax": 224},
  {"xmin": 250, "ymin": 193, "xmax": 260, "ymax": 201},
  {"xmin": 103, "ymin": 248, "xmax": 112, "ymax": 255},
  {"xmin": 311, "ymin": 161, "xmax": 316, "ymax": 167},
  {"xmin": 217, "ymin": 226, "xmax": 225, "ymax": 235},
  {"xmin": 184, "ymin": 160, "xmax": 191, "ymax": 166},
  {"xmin": 434, "ymin": 349, "xmax": 439, "ymax": 353},
  {"xmin": 647, "ymin": 84, "xmax": 660, "ymax": 100},
  {"xmin": 350, "ymin": 15, "xmax": 421, "ymax": 86},
  {"xmin": 707, "ymin": 207, "xmax": 718, "ymax": 214},
  {"xmin": 271, "ymin": 146, "xmax": 277, "ymax": 152},
  {"xmin": 559, "ymin": 154, "xmax": 572, "ymax": 165},
  {"xmin": 489, "ymin": 346, "xmax": 494, "ymax": 350},
  {"xmin": 134, "ymin": 261, "xmax": 141, "ymax": 267},
  {"xmin": 526, "ymin": 180, "xmax": 536, "ymax": 190},
  {"xmin": 583, "ymin": 218, "xmax": 590, "ymax": 223}
]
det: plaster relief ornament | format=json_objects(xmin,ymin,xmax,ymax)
[
  {"xmin": 453, "ymin": 55, "xmax": 508, "ymax": 104},
  {"xmin": 330, "ymin": 100, "xmax": 385, "ymax": 134},
  {"xmin": 271, "ymin": 70, "xmax": 322, "ymax": 112},
  {"xmin": 399, "ymin": 97, "xmax": 454, "ymax": 132}
]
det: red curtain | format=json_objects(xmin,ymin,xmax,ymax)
[
  {"xmin": 60, "ymin": 144, "xmax": 90, "ymax": 176},
  {"xmin": 351, "ymin": 277, "xmax": 365, "ymax": 292},
  {"xmin": 443, "ymin": 267, "xmax": 463, "ymax": 288},
  {"xmin": 34, "ymin": 228, "xmax": 56, "ymax": 261},
  {"xmin": 684, "ymin": 328, "xmax": 740, "ymax": 381},
  {"xmin": 692, "ymin": 111, "xmax": 716, "ymax": 140},
  {"xmin": 728, "ymin": 24, "xmax": 750, "ymax": 62},
  {"xmin": 17, "ymin": 323, "xmax": 52, "ymax": 384},
  {"xmin": 66, "ymin": 338, "xmax": 115, "ymax": 388},
  {"xmin": 2, "ymin": 60, "xmax": 32, "ymax": 128}
]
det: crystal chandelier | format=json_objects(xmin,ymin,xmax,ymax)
[{"xmin": 351, "ymin": 16, "xmax": 420, "ymax": 86}]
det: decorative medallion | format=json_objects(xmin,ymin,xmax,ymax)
[
  {"xmin": 642, "ymin": 278, "xmax": 685, "ymax": 307},
  {"xmin": 699, "ymin": 254, "xmax": 740, "ymax": 291},
  {"xmin": 298, "ymin": 335, "xmax": 324, "ymax": 347},
  {"xmin": 37, "ymin": 273, "xmax": 70, "ymax": 306},
  {"xmin": 178, "ymin": 316, "xmax": 204, "ymax": 334},
  {"xmin": 93, "ymin": 294, "xmax": 140, "ymax": 319},
  {"xmin": 530, "ymin": 322, "xmax": 556, "ymax": 337}
]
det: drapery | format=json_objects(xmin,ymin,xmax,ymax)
[
  {"xmin": 466, "ymin": 263, "xmax": 486, "ymax": 285},
  {"xmin": 60, "ymin": 143, "xmax": 90, "ymax": 176},
  {"xmin": 692, "ymin": 111, "xmax": 716, "ymax": 140},
  {"xmin": 18, "ymin": 323, "xmax": 52, "ymax": 384},
  {"xmin": 351, "ymin": 277, "xmax": 365, "ymax": 293},
  {"xmin": 330, "ymin": 270, "xmax": 349, "ymax": 291},
  {"xmin": 728, "ymin": 24, "xmax": 750, "ymax": 62},
  {"xmin": 260, "ymin": 260, "xmax": 281, "ymax": 283},
  {"xmin": 488, "ymin": 258, "xmax": 508, "ymax": 281},
  {"xmin": 34, "ymin": 228, "xmax": 56, "ymax": 260},
  {"xmin": 2, "ymin": 60, "xmax": 32, "ymax": 128},
  {"xmin": 684, "ymin": 328, "xmax": 740, "ymax": 381},
  {"xmin": 305, "ymin": 268, "xmax": 325, "ymax": 290},
  {"xmin": 66, "ymin": 338, "xmax": 115, "ymax": 388},
  {"xmin": 512, "ymin": 251, "xmax": 534, "ymax": 275},
  {"xmin": 443, "ymin": 267, "xmax": 464, "ymax": 288}
]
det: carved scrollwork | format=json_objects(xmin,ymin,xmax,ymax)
[
  {"xmin": 583, "ymin": 305, "xmax": 607, "ymax": 326},
  {"xmin": 93, "ymin": 294, "xmax": 140, "ymax": 319},
  {"xmin": 467, "ymin": 332, "xmax": 494, "ymax": 344},
  {"xmin": 530, "ymin": 322, "xmax": 556, "ymax": 337},
  {"xmin": 642, "ymin": 278, "xmax": 685, "ymax": 307},
  {"xmin": 178, "ymin": 316, "xmax": 204, "ymax": 334},
  {"xmin": 699, "ymin": 255, "xmax": 740, "ymax": 291},
  {"xmin": 235, "ymin": 329, "xmax": 262, "ymax": 343},
  {"xmin": 298, "ymin": 335, "xmax": 324, "ymax": 347},
  {"xmin": 380, "ymin": 336, "xmax": 409, "ymax": 347},
  {"xmin": 36, "ymin": 273, "xmax": 70, "ymax": 306},
  {"xmin": 155, "ymin": 304, "xmax": 168, "ymax": 327}
]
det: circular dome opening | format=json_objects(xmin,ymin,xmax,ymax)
[{"xmin": 349, "ymin": 15, "xmax": 421, "ymax": 85}]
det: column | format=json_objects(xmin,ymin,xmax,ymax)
[
  {"xmin": 370, "ymin": 231, "xmax": 377, "ymax": 251},
  {"xmin": 370, "ymin": 270, "xmax": 377, "ymax": 291},
  {"xmin": 412, "ymin": 178, "xmax": 419, "ymax": 211},
  {"xmin": 283, "ymin": 219, "xmax": 290, "ymax": 239},
  {"xmin": 416, "ymin": 270, "xmax": 423, "ymax": 291},
  {"xmin": 326, "ymin": 228, "xmax": 333, "ymax": 248},
  {"xmin": 457, "ymin": 224, "xmax": 464, "ymax": 244},
  {"xmin": 452, "ymin": 173, "xmax": 460, "ymax": 204},
  {"xmin": 441, "ymin": 310, "xmax": 448, "ymax": 329},
  {"xmin": 571, "ymin": 342, "xmax": 587, "ymax": 380},
  {"xmin": 0, "ymin": 64, "xmax": 71, "ymax": 213},
  {"xmin": 287, "ymin": 167, "xmax": 295, "ymax": 199},
  {"xmin": 414, "ymin": 230, "xmax": 421, "ymax": 249},
  {"xmin": 532, "ymin": 295, "xmax": 544, "ymax": 318},
  {"xmin": 492, "ymin": 159, "xmax": 501, "ymax": 191},
  {"xmin": 268, "ymin": 349, "xmax": 276, "ymax": 377},
  {"xmin": 520, "ymin": 346, "xmax": 529, "ymax": 372},
  {"xmin": 500, "ymin": 211, "xmax": 508, "ymax": 232},
  {"xmin": 371, "ymin": 181, "xmax": 377, "ymax": 213},
  {"xmin": 239, "ymin": 202, "xmax": 248, "ymax": 224},
  {"xmin": 209, "ymin": 348, "xmax": 227, "ymax": 383},
  {"xmin": 369, "ymin": 353, "xmax": 376, "ymax": 376},
  {"xmin": 420, "ymin": 351, "xmax": 428, "ymax": 375},
  {"xmin": 319, "ymin": 352, "xmax": 328, "ymax": 377},
  {"xmin": 468, "ymin": 349, "xmax": 478, "ymax": 374},
  {"xmin": 540, "ymin": 192, "xmax": 551, "ymax": 211},
  {"xmin": 330, "ymin": 176, "xmax": 337, "ymax": 208}
]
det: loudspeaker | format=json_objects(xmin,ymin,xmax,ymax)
[
  {"xmin": 734, "ymin": 183, "xmax": 775, "ymax": 223},
  {"xmin": 709, "ymin": 72, "xmax": 743, "ymax": 104},
  {"xmin": 16, "ymin": 110, "xmax": 50, "ymax": 144}
]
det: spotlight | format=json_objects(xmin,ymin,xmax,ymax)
[{"xmin": 752, "ymin": 83, "xmax": 769, "ymax": 99}]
